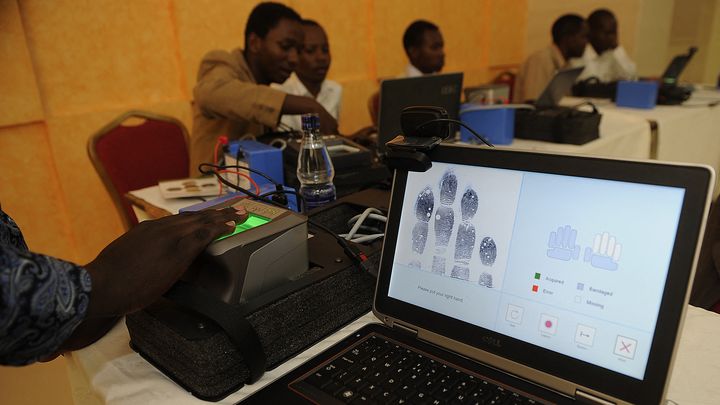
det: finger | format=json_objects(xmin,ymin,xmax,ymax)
[
  {"xmin": 593, "ymin": 233, "xmax": 601, "ymax": 253},
  {"xmin": 600, "ymin": 232, "xmax": 609, "ymax": 255},
  {"xmin": 175, "ymin": 216, "xmax": 241, "ymax": 255},
  {"xmin": 569, "ymin": 228, "xmax": 577, "ymax": 247},
  {"xmin": 612, "ymin": 244, "xmax": 622, "ymax": 261},
  {"xmin": 607, "ymin": 235, "xmax": 616, "ymax": 257},
  {"xmin": 162, "ymin": 207, "xmax": 248, "ymax": 247}
]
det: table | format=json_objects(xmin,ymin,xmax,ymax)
[
  {"xmin": 566, "ymin": 88, "xmax": 720, "ymax": 195},
  {"xmin": 65, "ymin": 305, "xmax": 720, "ymax": 404}
]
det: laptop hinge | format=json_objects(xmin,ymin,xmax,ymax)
[
  {"xmin": 575, "ymin": 390, "xmax": 615, "ymax": 405},
  {"xmin": 391, "ymin": 322, "xmax": 418, "ymax": 337}
]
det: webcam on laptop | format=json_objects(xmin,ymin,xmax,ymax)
[{"xmin": 384, "ymin": 106, "xmax": 452, "ymax": 172}]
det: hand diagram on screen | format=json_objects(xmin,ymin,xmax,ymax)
[
  {"xmin": 451, "ymin": 188, "xmax": 478, "ymax": 281},
  {"xmin": 410, "ymin": 186, "xmax": 434, "ymax": 268},
  {"xmin": 547, "ymin": 225, "xmax": 581, "ymax": 261},
  {"xmin": 432, "ymin": 170, "xmax": 457, "ymax": 275},
  {"xmin": 584, "ymin": 232, "xmax": 621, "ymax": 271}
]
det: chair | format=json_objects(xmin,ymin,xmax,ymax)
[
  {"xmin": 492, "ymin": 71, "xmax": 517, "ymax": 103},
  {"xmin": 87, "ymin": 110, "xmax": 190, "ymax": 230}
]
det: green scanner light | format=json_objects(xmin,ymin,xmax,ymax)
[{"xmin": 216, "ymin": 213, "xmax": 271, "ymax": 241}]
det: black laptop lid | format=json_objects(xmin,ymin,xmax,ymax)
[
  {"xmin": 662, "ymin": 47, "xmax": 698, "ymax": 85},
  {"xmin": 375, "ymin": 145, "xmax": 712, "ymax": 404},
  {"xmin": 535, "ymin": 66, "xmax": 584, "ymax": 107},
  {"xmin": 377, "ymin": 73, "xmax": 463, "ymax": 154}
]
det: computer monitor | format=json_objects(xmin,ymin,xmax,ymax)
[{"xmin": 377, "ymin": 73, "xmax": 463, "ymax": 154}]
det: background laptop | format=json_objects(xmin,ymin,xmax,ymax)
[
  {"xmin": 661, "ymin": 46, "xmax": 698, "ymax": 86},
  {"xmin": 535, "ymin": 66, "xmax": 585, "ymax": 107},
  {"xmin": 377, "ymin": 73, "xmax": 463, "ymax": 154},
  {"xmin": 246, "ymin": 145, "xmax": 713, "ymax": 404}
]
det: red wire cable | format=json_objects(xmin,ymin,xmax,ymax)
[{"xmin": 216, "ymin": 169, "xmax": 261, "ymax": 196}]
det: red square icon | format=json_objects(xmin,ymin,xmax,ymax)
[{"xmin": 532, "ymin": 285, "xmax": 539, "ymax": 293}]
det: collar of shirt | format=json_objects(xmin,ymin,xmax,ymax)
[
  {"xmin": 405, "ymin": 63, "xmax": 424, "ymax": 78},
  {"xmin": 278, "ymin": 73, "xmax": 339, "ymax": 104}
]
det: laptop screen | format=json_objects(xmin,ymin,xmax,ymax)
[
  {"xmin": 387, "ymin": 160, "xmax": 686, "ymax": 380},
  {"xmin": 377, "ymin": 73, "xmax": 463, "ymax": 154}
]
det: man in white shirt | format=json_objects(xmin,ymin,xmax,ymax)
[
  {"xmin": 275, "ymin": 20, "xmax": 342, "ymax": 131},
  {"xmin": 573, "ymin": 9, "xmax": 636, "ymax": 82},
  {"xmin": 402, "ymin": 20, "xmax": 445, "ymax": 77}
]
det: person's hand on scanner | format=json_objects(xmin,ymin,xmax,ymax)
[{"xmin": 56, "ymin": 207, "xmax": 248, "ymax": 353}]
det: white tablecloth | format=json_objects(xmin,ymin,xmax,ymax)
[
  {"xmin": 509, "ymin": 106, "xmax": 652, "ymax": 160},
  {"xmin": 65, "ymin": 305, "xmax": 720, "ymax": 404},
  {"xmin": 567, "ymin": 88, "xmax": 720, "ymax": 195}
]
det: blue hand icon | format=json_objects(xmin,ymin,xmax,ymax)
[{"xmin": 547, "ymin": 225, "xmax": 580, "ymax": 261}]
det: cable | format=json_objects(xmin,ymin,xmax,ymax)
[
  {"xmin": 199, "ymin": 163, "xmax": 280, "ymax": 187},
  {"xmin": 269, "ymin": 138, "xmax": 288, "ymax": 150},
  {"xmin": 345, "ymin": 208, "xmax": 386, "ymax": 242},
  {"xmin": 412, "ymin": 118, "xmax": 495, "ymax": 147},
  {"xmin": 217, "ymin": 169, "xmax": 260, "ymax": 195}
]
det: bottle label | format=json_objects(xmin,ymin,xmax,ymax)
[{"xmin": 300, "ymin": 184, "xmax": 336, "ymax": 208}]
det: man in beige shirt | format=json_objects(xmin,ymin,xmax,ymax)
[
  {"xmin": 190, "ymin": 2, "xmax": 338, "ymax": 174},
  {"xmin": 514, "ymin": 14, "xmax": 588, "ymax": 103}
]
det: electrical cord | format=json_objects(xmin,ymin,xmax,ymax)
[
  {"xmin": 199, "ymin": 163, "xmax": 374, "ymax": 274},
  {"xmin": 412, "ymin": 118, "xmax": 495, "ymax": 147},
  {"xmin": 342, "ymin": 208, "xmax": 386, "ymax": 244}
]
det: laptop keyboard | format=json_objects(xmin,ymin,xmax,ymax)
[{"xmin": 295, "ymin": 334, "xmax": 541, "ymax": 405}]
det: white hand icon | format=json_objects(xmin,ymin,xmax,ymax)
[{"xmin": 583, "ymin": 232, "xmax": 621, "ymax": 271}]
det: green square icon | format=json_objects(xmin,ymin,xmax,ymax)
[{"xmin": 534, "ymin": 272, "xmax": 541, "ymax": 280}]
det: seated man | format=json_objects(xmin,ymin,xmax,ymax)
[
  {"xmin": 275, "ymin": 20, "xmax": 375, "ymax": 140},
  {"xmin": 367, "ymin": 19, "xmax": 445, "ymax": 126},
  {"xmin": 573, "ymin": 8, "xmax": 637, "ymax": 82},
  {"xmin": 274, "ymin": 20, "xmax": 342, "ymax": 132},
  {"xmin": 401, "ymin": 20, "xmax": 445, "ymax": 77},
  {"xmin": 190, "ymin": 2, "xmax": 338, "ymax": 173},
  {"xmin": 513, "ymin": 14, "xmax": 588, "ymax": 102}
]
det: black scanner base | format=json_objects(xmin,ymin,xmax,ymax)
[{"xmin": 127, "ymin": 191, "xmax": 389, "ymax": 401}]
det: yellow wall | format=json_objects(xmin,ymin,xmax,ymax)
[
  {"xmin": 0, "ymin": 0, "xmax": 528, "ymax": 267},
  {"xmin": 0, "ymin": 1, "xmax": 526, "ymax": 403}
]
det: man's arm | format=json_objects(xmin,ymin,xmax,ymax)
[
  {"xmin": 282, "ymin": 94, "xmax": 338, "ymax": 134},
  {"xmin": 194, "ymin": 50, "xmax": 286, "ymax": 128},
  {"xmin": 0, "ymin": 207, "xmax": 248, "ymax": 365}
]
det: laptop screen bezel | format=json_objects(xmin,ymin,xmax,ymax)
[
  {"xmin": 377, "ymin": 72, "xmax": 463, "ymax": 154},
  {"xmin": 374, "ymin": 144, "xmax": 711, "ymax": 404}
]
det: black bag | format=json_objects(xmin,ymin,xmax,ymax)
[
  {"xmin": 514, "ymin": 102, "xmax": 602, "ymax": 145},
  {"xmin": 572, "ymin": 77, "xmax": 618, "ymax": 99}
]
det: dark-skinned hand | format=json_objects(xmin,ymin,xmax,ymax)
[{"xmin": 84, "ymin": 206, "xmax": 247, "ymax": 318}]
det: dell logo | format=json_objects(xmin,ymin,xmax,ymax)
[
  {"xmin": 481, "ymin": 336, "xmax": 502, "ymax": 348},
  {"xmin": 440, "ymin": 85, "xmax": 458, "ymax": 95}
]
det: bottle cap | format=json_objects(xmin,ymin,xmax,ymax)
[{"xmin": 301, "ymin": 113, "xmax": 320, "ymax": 131}]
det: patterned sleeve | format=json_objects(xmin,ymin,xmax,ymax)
[{"xmin": 0, "ymin": 211, "xmax": 92, "ymax": 365}]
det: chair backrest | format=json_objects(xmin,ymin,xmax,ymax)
[
  {"xmin": 87, "ymin": 110, "xmax": 190, "ymax": 230},
  {"xmin": 492, "ymin": 70, "xmax": 517, "ymax": 103}
]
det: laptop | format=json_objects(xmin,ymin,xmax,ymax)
[
  {"xmin": 245, "ymin": 145, "xmax": 713, "ymax": 404},
  {"xmin": 377, "ymin": 73, "xmax": 463, "ymax": 154},
  {"xmin": 535, "ymin": 66, "xmax": 585, "ymax": 107},
  {"xmin": 661, "ymin": 47, "xmax": 697, "ymax": 86}
]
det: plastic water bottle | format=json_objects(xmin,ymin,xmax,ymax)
[{"xmin": 297, "ymin": 113, "xmax": 336, "ymax": 209}]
